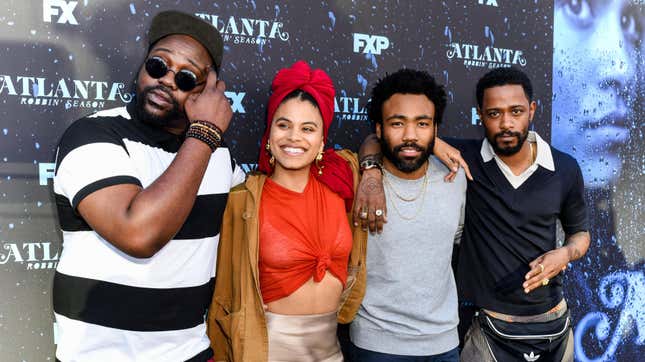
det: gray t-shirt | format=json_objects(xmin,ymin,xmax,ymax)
[{"xmin": 350, "ymin": 156, "xmax": 466, "ymax": 356}]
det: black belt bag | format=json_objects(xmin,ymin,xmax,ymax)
[{"xmin": 478, "ymin": 310, "xmax": 571, "ymax": 362}]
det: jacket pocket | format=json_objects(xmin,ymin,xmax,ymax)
[
  {"xmin": 337, "ymin": 260, "xmax": 365, "ymax": 324},
  {"xmin": 215, "ymin": 310, "xmax": 245, "ymax": 362}
]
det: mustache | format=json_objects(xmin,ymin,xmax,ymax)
[
  {"xmin": 141, "ymin": 85, "xmax": 175, "ymax": 101},
  {"xmin": 392, "ymin": 142, "xmax": 426, "ymax": 153},
  {"xmin": 494, "ymin": 131, "xmax": 522, "ymax": 140}
]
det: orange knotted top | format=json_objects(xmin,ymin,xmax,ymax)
[{"xmin": 258, "ymin": 175, "xmax": 352, "ymax": 304}]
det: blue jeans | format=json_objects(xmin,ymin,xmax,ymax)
[{"xmin": 351, "ymin": 343, "xmax": 459, "ymax": 362}]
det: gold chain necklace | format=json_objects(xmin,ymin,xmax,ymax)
[
  {"xmin": 383, "ymin": 165, "xmax": 429, "ymax": 221},
  {"xmin": 382, "ymin": 163, "xmax": 428, "ymax": 202}
]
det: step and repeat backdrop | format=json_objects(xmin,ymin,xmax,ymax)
[{"xmin": 0, "ymin": 1, "xmax": 642, "ymax": 361}]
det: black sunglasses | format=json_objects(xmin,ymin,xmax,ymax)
[{"xmin": 144, "ymin": 56, "xmax": 205, "ymax": 92}]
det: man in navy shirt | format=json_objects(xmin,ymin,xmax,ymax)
[
  {"xmin": 356, "ymin": 67, "xmax": 590, "ymax": 362},
  {"xmin": 450, "ymin": 68, "xmax": 590, "ymax": 362}
]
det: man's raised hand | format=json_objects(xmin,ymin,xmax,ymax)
[{"xmin": 185, "ymin": 70, "xmax": 233, "ymax": 132}]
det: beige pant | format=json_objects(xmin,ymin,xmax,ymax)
[
  {"xmin": 460, "ymin": 315, "xmax": 574, "ymax": 362},
  {"xmin": 266, "ymin": 311, "xmax": 343, "ymax": 362}
]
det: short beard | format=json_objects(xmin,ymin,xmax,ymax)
[
  {"xmin": 380, "ymin": 136, "xmax": 434, "ymax": 173},
  {"xmin": 135, "ymin": 85, "xmax": 182, "ymax": 127},
  {"xmin": 488, "ymin": 129, "xmax": 528, "ymax": 156}
]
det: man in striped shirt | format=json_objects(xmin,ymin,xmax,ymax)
[{"xmin": 52, "ymin": 11, "xmax": 244, "ymax": 362}]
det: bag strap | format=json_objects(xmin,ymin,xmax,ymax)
[{"xmin": 481, "ymin": 314, "xmax": 570, "ymax": 341}]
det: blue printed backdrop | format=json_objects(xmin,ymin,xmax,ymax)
[
  {"xmin": 0, "ymin": 1, "xmax": 641, "ymax": 361},
  {"xmin": 552, "ymin": 1, "xmax": 644, "ymax": 361}
]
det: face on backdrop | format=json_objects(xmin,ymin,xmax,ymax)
[
  {"xmin": 135, "ymin": 34, "xmax": 212, "ymax": 129},
  {"xmin": 377, "ymin": 93, "xmax": 436, "ymax": 176},
  {"xmin": 552, "ymin": 0, "xmax": 643, "ymax": 187},
  {"xmin": 479, "ymin": 84, "xmax": 535, "ymax": 157},
  {"xmin": 268, "ymin": 97, "xmax": 325, "ymax": 174}
]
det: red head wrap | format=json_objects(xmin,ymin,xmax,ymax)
[{"xmin": 258, "ymin": 61, "xmax": 354, "ymax": 211}]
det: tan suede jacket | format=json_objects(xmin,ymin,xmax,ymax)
[{"xmin": 207, "ymin": 149, "xmax": 367, "ymax": 362}]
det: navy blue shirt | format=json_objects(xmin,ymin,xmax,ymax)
[{"xmin": 450, "ymin": 138, "xmax": 588, "ymax": 315}]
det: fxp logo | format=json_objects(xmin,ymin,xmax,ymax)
[
  {"xmin": 43, "ymin": 0, "xmax": 79, "ymax": 25},
  {"xmin": 353, "ymin": 33, "xmax": 390, "ymax": 55}
]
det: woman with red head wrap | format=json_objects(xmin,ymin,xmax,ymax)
[{"xmin": 207, "ymin": 61, "xmax": 367, "ymax": 362}]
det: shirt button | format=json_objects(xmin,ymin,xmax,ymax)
[{"xmin": 242, "ymin": 211, "xmax": 252, "ymax": 219}]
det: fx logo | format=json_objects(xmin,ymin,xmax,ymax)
[
  {"xmin": 224, "ymin": 91, "xmax": 246, "ymax": 113},
  {"xmin": 353, "ymin": 33, "xmax": 390, "ymax": 55},
  {"xmin": 478, "ymin": 0, "xmax": 498, "ymax": 6},
  {"xmin": 43, "ymin": 0, "xmax": 79, "ymax": 25}
]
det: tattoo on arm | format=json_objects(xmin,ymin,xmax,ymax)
[
  {"xmin": 360, "ymin": 176, "xmax": 380, "ymax": 194},
  {"xmin": 564, "ymin": 231, "xmax": 590, "ymax": 262}
]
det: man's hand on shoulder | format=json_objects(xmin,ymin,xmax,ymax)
[{"xmin": 433, "ymin": 137, "xmax": 472, "ymax": 182}]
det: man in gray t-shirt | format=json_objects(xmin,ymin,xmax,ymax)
[{"xmin": 350, "ymin": 69, "xmax": 465, "ymax": 361}]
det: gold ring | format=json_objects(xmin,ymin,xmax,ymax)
[
  {"xmin": 360, "ymin": 211, "xmax": 368, "ymax": 219},
  {"xmin": 541, "ymin": 278, "xmax": 549, "ymax": 286},
  {"xmin": 539, "ymin": 263, "xmax": 544, "ymax": 273}
]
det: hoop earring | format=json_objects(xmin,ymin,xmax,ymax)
[
  {"xmin": 266, "ymin": 142, "xmax": 275, "ymax": 167},
  {"xmin": 315, "ymin": 151, "xmax": 324, "ymax": 175}
]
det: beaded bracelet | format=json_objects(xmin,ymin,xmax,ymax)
[
  {"xmin": 192, "ymin": 120, "xmax": 223, "ymax": 136},
  {"xmin": 186, "ymin": 120, "xmax": 223, "ymax": 152},
  {"xmin": 186, "ymin": 131, "xmax": 218, "ymax": 152},
  {"xmin": 191, "ymin": 126, "xmax": 222, "ymax": 148},
  {"xmin": 186, "ymin": 128, "xmax": 216, "ymax": 149},
  {"xmin": 191, "ymin": 121, "xmax": 223, "ymax": 146}
]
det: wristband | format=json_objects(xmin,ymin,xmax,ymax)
[{"xmin": 359, "ymin": 155, "xmax": 383, "ymax": 174}]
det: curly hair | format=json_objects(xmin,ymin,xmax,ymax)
[
  {"xmin": 367, "ymin": 68, "xmax": 447, "ymax": 126},
  {"xmin": 476, "ymin": 67, "xmax": 533, "ymax": 109}
]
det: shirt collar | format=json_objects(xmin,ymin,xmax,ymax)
[{"xmin": 480, "ymin": 131, "xmax": 555, "ymax": 171}]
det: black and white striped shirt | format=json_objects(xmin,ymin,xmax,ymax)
[{"xmin": 52, "ymin": 107, "xmax": 244, "ymax": 362}]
